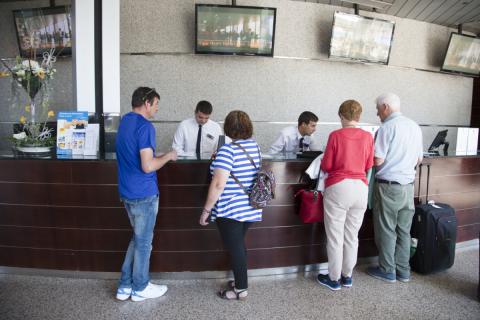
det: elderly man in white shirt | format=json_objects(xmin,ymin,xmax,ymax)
[
  {"xmin": 269, "ymin": 111, "xmax": 319, "ymax": 154},
  {"xmin": 172, "ymin": 100, "xmax": 223, "ymax": 157},
  {"xmin": 367, "ymin": 93, "xmax": 423, "ymax": 284}
]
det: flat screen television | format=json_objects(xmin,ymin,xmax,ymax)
[
  {"xmin": 329, "ymin": 11, "xmax": 395, "ymax": 64},
  {"xmin": 195, "ymin": 4, "xmax": 276, "ymax": 57},
  {"xmin": 441, "ymin": 33, "xmax": 480, "ymax": 76},
  {"xmin": 13, "ymin": 5, "xmax": 72, "ymax": 58}
]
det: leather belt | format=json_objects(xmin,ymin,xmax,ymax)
[{"xmin": 376, "ymin": 178, "xmax": 401, "ymax": 185}]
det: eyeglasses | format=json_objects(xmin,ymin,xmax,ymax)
[{"xmin": 142, "ymin": 88, "xmax": 155, "ymax": 102}]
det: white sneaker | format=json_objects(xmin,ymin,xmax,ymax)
[
  {"xmin": 116, "ymin": 287, "xmax": 132, "ymax": 301},
  {"xmin": 131, "ymin": 282, "xmax": 168, "ymax": 302}
]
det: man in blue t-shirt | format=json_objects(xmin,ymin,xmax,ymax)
[{"xmin": 115, "ymin": 87, "xmax": 177, "ymax": 302}]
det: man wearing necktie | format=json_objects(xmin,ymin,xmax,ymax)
[
  {"xmin": 270, "ymin": 111, "xmax": 319, "ymax": 153},
  {"xmin": 172, "ymin": 100, "xmax": 223, "ymax": 157},
  {"xmin": 196, "ymin": 123, "xmax": 202, "ymax": 159},
  {"xmin": 299, "ymin": 136, "xmax": 308, "ymax": 152}
]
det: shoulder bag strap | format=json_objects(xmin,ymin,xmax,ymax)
[
  {"xmin": 229, "ymin": 141, "xmax": 253, "ymax": 195},
  {"xmin": 231, "ymin": 141, "xmax": 258, "ymax": 169},
  {"xmin": 230, "ymin": 172, "xmax": 249, "ymax": 195},
  {"xmin": 230, "ymin": 141, "xmax": 262, "ymax": 195},
  {"xmin": 314, "ymin": 167, "xmax": 323, "ymax": 191}
]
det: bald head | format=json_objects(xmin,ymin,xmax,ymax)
[{"xmin": 376, "ymin": 93, "xmax": 401, "ymax": 122}]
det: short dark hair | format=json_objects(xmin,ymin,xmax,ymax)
[
  {"xmin": 131, "ymin": 87, "xmax": 160, "ymax": 109},
  {"xmin": 298, "ymin": 111, "xmax": 318, "ymax": 126},
  {"xmin": 224, "ymin": 110, "xmax": 253, "ymax": 140},
  {"xmin": 195, "ymin": 100, "xmax": 213, "ymax": 114}
]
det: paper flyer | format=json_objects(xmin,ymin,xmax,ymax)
[{"xmin": 56, "ymin": 111, "xmax": 89, "ymax": 155}]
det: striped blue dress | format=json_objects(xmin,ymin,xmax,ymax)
[{"xmin": 210, "ymin": 139, "xmax": 263, "ymax": 222}]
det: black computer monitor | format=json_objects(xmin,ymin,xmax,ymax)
[
  {"xmin": 428, "ymin": 130, "xmax": 448, "ymax": 152},
  {"xmin": 216, "ymin": 135, "xmax": 226, "ymax": 151}
]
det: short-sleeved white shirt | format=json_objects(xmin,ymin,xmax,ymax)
[
  {"xmin": 375, "ymin": 112, "xmax": 423, "ymax": 185},
  {"xmin": 172, "ymin": 118, "xmax": 223, "ymax": 156},
  {"xmin": 270, "ymin": 125, "xmax": 317, "ymax": 153}
]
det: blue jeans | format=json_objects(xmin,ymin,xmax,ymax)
[{"xmin": 118, "ymin": 194, "xmax": 159, "ymax": 292}]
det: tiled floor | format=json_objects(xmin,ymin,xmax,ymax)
[{"xmin": 0, "ymin": 249, "xmax": 478, "ymax": 320}]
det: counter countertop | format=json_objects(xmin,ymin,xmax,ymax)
[{"xmin": 0, "ymin": 150, "xmax": 479, "ymax": 161}]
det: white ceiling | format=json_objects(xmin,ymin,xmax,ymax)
[{"xmin": 293, "ymin": 0, "xmax": 480, "ymax": 34}]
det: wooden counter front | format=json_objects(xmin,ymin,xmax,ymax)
[{"xmin": 0, "ymin": 156, "xmax": 478, "ymax": 272}]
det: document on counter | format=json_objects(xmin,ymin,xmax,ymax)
[
  {"xmin": 456, "ymin": 127, "xmax": 479, "ymax": 155},
  {"xmin": 84, "ymin": 123, "xmax": 99, "ymax": 156}
]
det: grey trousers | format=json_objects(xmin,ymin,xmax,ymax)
[{"xmin": 372, "ymin": 181, "xmax": 415, "ymax": 277}]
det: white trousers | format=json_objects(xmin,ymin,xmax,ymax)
[{"xmin": 323, "ymin": 179, "xmax": 368, "ymax": 281}]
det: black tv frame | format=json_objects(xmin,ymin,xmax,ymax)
[
  {"xmin": 328, "ymin": 11, "xmax": 395, "ymax": 65},
  {"xmin": 441, "ymin": 32, "xmax": 480, "ymax": 77},
  {"xmin": 12, "ymin": 5, "xmax": 72, "ymax": 58},
  {"xmin": 195, "ymin": 4, "xmax": 277, "ymax": 57}
]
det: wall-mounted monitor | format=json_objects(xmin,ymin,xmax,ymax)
[
  {"xmin": 13, "ymin": 5, "xmax": 72, "ymax": 58},
  {"xmin": 195, "ymin": 4, "xmax": 276, "ymax": 57},
  {"xmin": 329, "ymin": 11, "xmax": 395, "ymax": 64},
  {"xmin": 441, "ymin": 33, "xmax": 480, "ymax": 76}
]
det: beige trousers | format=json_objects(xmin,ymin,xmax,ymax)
[{"xmin": 323, "ymin": 179, "xmax": 368, "ymax": 281}]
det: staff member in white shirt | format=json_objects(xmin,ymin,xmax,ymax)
[
  {"xmin": 269, "ymin": 111, "xmax": 319, "ymax": 154},
  {"xmin": 172, "ymin": 101, "xmax": 223, "ymax": 157}
]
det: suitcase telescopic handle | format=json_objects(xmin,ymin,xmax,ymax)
[
  {"xmin": 417, "ymin": 163, "xmax": 431, "ymax": 204},
  {"xmin": 417, "ymin": 163, "xmax": 422, "ymax": 201}
]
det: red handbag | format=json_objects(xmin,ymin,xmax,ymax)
[{"xmin": 294, "ymin": 188, "xmax": 324, "ymax": 223}]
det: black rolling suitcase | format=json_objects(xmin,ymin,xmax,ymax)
[{"xmin": 410, "ymin": 163, "xmax": 457, "ymax": 274}]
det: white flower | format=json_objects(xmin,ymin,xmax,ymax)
[
  {"xmin": 12, "ymin": 132, "xmax": 27, "ymax": 140},
  {"xmin": 22, "ymin": 59, "xmax": 40, "ymax": 70},
  {"xmin": 16, "ymin": 70, "xmax": 25, "ymax": 77}
]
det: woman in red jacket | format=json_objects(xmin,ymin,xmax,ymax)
[{"xmin": 317, "ymin": 100, "xmax": 374, "ymax": 291}]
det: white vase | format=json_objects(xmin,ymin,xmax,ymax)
[
  {"xmin": 15, "ymin": 145, "xmax": 52, "ymax": 153},
  {"xmin": 13, "ymin": 145, "xmax": 54, "ymax": 158}
]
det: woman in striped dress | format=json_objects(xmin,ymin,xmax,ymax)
[{"xmin": 199, "ymin": 110, "xmax": 262, "ymax": 300}]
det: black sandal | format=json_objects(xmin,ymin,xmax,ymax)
[
  {"xmin": 217, "ymin": 288, "xmax": 248, "ymax": 300},
  {"xmin": 226, "ymin": 280, "xmax": 235, "ymax": 289}
]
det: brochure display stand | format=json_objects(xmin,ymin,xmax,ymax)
[{"xmin": 56, "ymin": 111, "xmax": 89, "ymax": 157}]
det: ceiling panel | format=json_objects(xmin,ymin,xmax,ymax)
[
  {"xmin": 414, "ymin": 0, "xmax": 445, "ymax": 21},
  {"xmin": 386, "ymin": 0, "xmax": 409, "ymax": 16},
  {"xmin": 431, "ymin": 1, "xmax": 470, "ymax": 24},
  {"xmin": 406, "ymin": 0, "xmax": 434, "ymax": 19},
  {"xmin": 443, "ymin": 1, "xmax": 480, "ymax": 26},
  {"xmin": 396, "ymin": 0, "xmax": 422, "ymax": 18},
  {"xmin": 424, "ymin": 0, "xmax": 459, "ymax": 23},
  {"xmin": 458, "ymin": 7, "xmax": 480, "ymax": 25}
]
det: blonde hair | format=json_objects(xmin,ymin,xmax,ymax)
[{"xmin": 338, "ymin": 100, "xmax": 362, "ymax": 121}]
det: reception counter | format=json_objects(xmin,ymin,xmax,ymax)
[{"xmin": 0, "ymin": 153, "xmax": 479, "ymax": 272}]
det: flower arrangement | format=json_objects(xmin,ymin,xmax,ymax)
[
  {"xmin": 1, "ymin": 50, "xmax": 58, "ymax": 149},
  {"xmin": 11, "ymin": 57, "xmax": 56, "ymax": 100}
]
